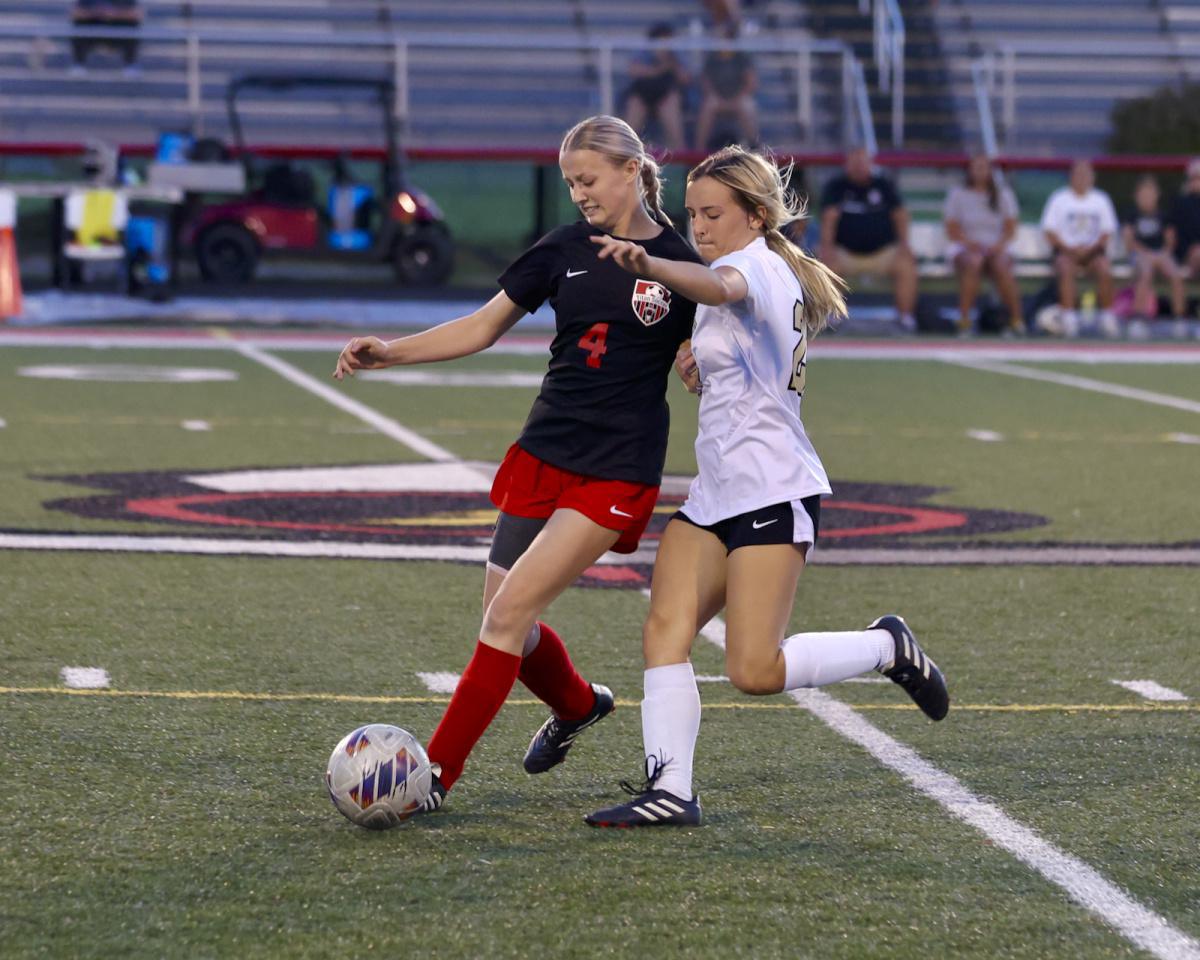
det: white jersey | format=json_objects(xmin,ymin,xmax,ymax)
[{"xmin": 680, "ymin": 237, "xmax": 831, "ymax": 526}]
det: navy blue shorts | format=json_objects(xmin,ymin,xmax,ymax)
[{"xmin": 673, "ymin": 495, "xmax": 822, "ymax": 554}]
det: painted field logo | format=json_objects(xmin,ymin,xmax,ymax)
[
  {"xmin": 28, "ymin": 463, "xmax": 1049, "ymax": 587},
  {"xmin": 631, "ymin": 278, "xmax": 671, "ymax": 326}
]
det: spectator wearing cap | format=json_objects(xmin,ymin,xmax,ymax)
[
  {"xmin": 819, "ymin": 147, "xmax": 918, "ymax": 333},
  {"xmin": 1040, "ymin": 159, "xmax": 1119, "ymax": 336}
]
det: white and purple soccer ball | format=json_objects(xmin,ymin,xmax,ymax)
[{"xmin": 325, "ymin": 724, "xmax": 432, "ymax": 830}]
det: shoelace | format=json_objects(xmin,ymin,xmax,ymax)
[{"xmin": 619, "ymin": 751, "xmax": 672, "ymax": 796}]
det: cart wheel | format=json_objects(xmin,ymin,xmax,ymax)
[
  {"xmin": 393, "ymin": 223, "xmax": 454, "ymax": 286},
  {"xmin": 196, "ymin": 224, "xmax": 258, "ymax": 284}
]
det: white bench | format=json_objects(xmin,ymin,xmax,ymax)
[{"xmin": 909, "ymin": 221, "xmax": 1133, "ymax": 281}]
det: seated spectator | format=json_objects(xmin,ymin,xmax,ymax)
[
  {"xmin": 624, "ymin": 23, "xmax": 689, "ymax": 152},
  {"xmin": 1039, "ymin": 159, "xmax": 1119, "ymax": 337},
  {"xmin": 694, "ymin": 22, "xmax": 758, "ymax": 152},
  {"xmin": 1170, "ymin": 157, "xmax": 1200, "ymax": 294},
  {"xmin": 70, "ymin": 0, "xmax": 142, "ymax": 76},
  {"xmin": 945, "ymin": 154, "xmax": 1023, "ymax": 335},
  {"xmin": 1121, "ymin": 175, "xmax": 1186, "ymax": 323},
  {"xmin": 819, "ymin": 147, "xmax": 918, "ymax": 332}
]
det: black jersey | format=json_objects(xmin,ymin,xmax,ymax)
[{"xmin": 499, "ymin": 221, "xmax": 701, "ymax": 485}]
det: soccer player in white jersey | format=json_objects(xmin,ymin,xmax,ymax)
[{"xmin": 583, "ymin": 146, "xmax": 950, "ymax": 828}]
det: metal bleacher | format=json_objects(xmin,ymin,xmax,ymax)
[
  {"xmin": 936, "ymin": 0, "xmax": 1200, "ymax": 154},
  {"xmin": 0, "ymin": 0, "xmax": 851, "ymax": 152}
]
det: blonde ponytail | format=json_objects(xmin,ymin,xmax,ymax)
[
  {"xmin": 764, "ymin": 228, "xmax": 847, "ymax": 336},
  {"xmin": 689, "ymin": 145, "xmax": 847, "ymax": 336}
]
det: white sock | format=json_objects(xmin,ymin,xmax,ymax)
[
  {"xmin": 641, "ymin": 662, "xmax": 701, "ymax": 801},
  {"xmin": 781, "ymin": 629, "xmax": 894, "ymax": 689},
  {"xmin": 520, "ymin": 622, "xmax": 541, "ymax": 657}
]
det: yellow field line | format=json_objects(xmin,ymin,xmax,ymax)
[{"xmin": 0, "ymin": 686, "xmax": 1195, "ymax": 713}]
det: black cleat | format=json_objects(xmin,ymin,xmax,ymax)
[
  {"xmin": 585, "ymin": 754, "xmax": 700, "ymax": 828},
  {"xmin": 418, "ymin": 772, "xmax": 446, "ymax": 814},
  {"xmin": 523, "ymin": 683, "xmax": 615, "ymax": 774},
  {"xmin": 871, "ymin": 615, "xmax": 950, "ymax": 721},
  {"xmin": 585, "ymin": 788, "xmax": 702, "ymax": 828}
]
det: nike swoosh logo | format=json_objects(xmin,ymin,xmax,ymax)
[
  {"xmin": 610, "ymin": 505, "xmax": 633, "ymax": 518},
  {"xmin": 751, "ymin": 518, "xmax": 779, "ymax": 529},
  {"xmin": 566, "ymin": 269, "xmax": 588, "ymax": 278}
]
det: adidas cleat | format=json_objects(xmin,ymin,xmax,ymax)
[
  {"xmin": 585, "ymin": 789, "xmax": 702, "ymax": 828},
  {"xmin": 871, "ymin": 614, "xmax": 949, "ymax": 721},
  {"xmin": 523, "ymin": 683, "xmax": 615, "ymax": 774},
  {"xmin": 418, "ymin": 772, "xmax": 446, "ymax": 814}
]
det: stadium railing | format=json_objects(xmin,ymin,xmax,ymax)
[
  {"xmin": 969, "ymin": 39, "xmax": 1200, "ymax": 152},
  {"xmin": 0, "ymin": 23, "xmax": 877, "ymax": 151},
  {"xmin": 858, "ymin": 0, "xmax": 905, "ymax": 147}
]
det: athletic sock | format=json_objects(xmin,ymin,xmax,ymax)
[
  {"xmin": 517, "ymin": 621, "xmax": 595, "ymax": 721},
  {"xmin": 426, "ymin": 640, "xmax": 521, "ymax": 790},
  {"xmin": 640, "ymin": 662, "xmax": 701, "ymax": 801},
  {"xmin": 781, "ymin": 629, "xmax": 894, "ymax": 689}
]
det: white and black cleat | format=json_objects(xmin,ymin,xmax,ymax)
[
  {"xmin": 585, "ymin": 788, "xmax": 702, "ymax": 829},
  {"xmin": 872, "ymin": 614, "xmax": 950, "ymax": 721},
  {"xmin": 418, "ymin": 772, "xmax": 447, "ymax": 814},
  {"xmin": 523, "ymin": 683, "xmax": 615, "ymax": 774}
]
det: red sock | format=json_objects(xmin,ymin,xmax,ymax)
[
  {"xmin": 426, "ymin": 640, "xmax": 521, "ymax": 790},
  {"xmin": 518, "ymin": 621, "xmax": 595, "ymax": 722}
]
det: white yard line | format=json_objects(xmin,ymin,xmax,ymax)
[
  {"xmin": 966, "ymin": 428, "xmax": 1004, "ymax": 442},
  {"xmin": 228, "ymin": 339, "xmax": 464, "ymax": 464},
  {"xmin": 4, "ymin": 534, "xmax": 1200, "ymax": 567},
  {"xmin": 416, "ymin": 672, "xmax": 460, "ymax": 694},
  {"xmin": 691, "ymin": 614, "xmax": 1200, "ymax": 960},
  {"xmin": 7, "ymin": 329, "xmax": 1200, "ymax": 362},
  {"xmin": 1112, "ymin": 680, "xmax": 1189, "ymax": 702},
  {"xmin": 60, "ymin": 666, "xmax": 110, "ymax": 689},
  {"xmin": 946, "ymin": 358, "xmax": 1200, "ymax": 416}
]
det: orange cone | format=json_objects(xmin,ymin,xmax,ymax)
[{"xmin": 0, "ymin": 227, "xmax": 22, "ymax": 321}]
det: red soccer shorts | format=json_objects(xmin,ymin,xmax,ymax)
[{"xmin": 490, "ymin": 443, "xmax": 659, "ymax": 554}]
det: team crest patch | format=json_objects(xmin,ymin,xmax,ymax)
[{"xmin": 631, "ymin": 279, "xmax": 672, "ymax": 326}]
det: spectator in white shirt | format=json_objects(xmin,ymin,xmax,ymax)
[{"xmin": 1040, "ymin": 159, "xmax": 1119, "ymax": 336}]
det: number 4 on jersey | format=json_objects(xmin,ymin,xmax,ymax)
[
  {"xmin": 789, "ymin": 300, "xmax": 807, "ymax": 397},
  {"xmin": 578, "ymin": 322, "xmax": 609, "ymax": 369}
]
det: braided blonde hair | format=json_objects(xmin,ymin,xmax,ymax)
[
  {"xmin": 560, "ymin": 115, "xmax": 672, "ymax": 226},
  {"xmin": 688, "ymin": 145, "xmax": 846, "ymax": 336}
]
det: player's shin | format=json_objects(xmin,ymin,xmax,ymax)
[
  {"xmin": 640, "ymin": 662, "xmax": 701, "ymax": 801},
  {"xmin": 426, "ymin": 640, "xmax": 522, "ymax": 790}
]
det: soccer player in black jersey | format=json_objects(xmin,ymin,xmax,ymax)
[{"xmin": 334, "ymin": 116, "xmax": 702, "ymax": 811}]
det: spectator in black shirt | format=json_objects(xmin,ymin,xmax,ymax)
[
  {"xmin": 694, "ymin": 22, "xmax": 758, "ymax": 152},
  {"xmin": 70, "ymin": 0, "xmax": 142, "ymax": 76},
  {"xmin": 819, "ymin": 148, "xmax": 918, "ymax": 332},
  {"xmin": 1122, "ymin": 175, "xmax": 1185, "ymax": 321},
  {"xmin": 333, "ymin": 116, "xmax": 700, "ymax": 814},
  {"xmin": 624, "ymin": 22, "xmax": 690, "ymax": 152},
  {"xmin": 1170, "ymin": 158, "xmax": 1200, "ymax": 304}
]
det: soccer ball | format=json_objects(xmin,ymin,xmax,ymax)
[{"xmin": 325, "ymin": 724, "xmax": 433, "ymax": 830}]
